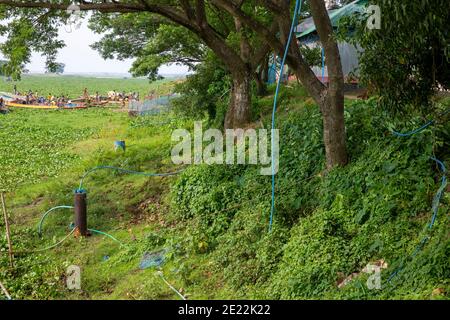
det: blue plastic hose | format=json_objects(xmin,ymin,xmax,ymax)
[
  {"xmin": 392, "ymin": 120, "xmax": 434, "ymax": 137},
  {"xmin": 387, "ymin": 157, "xmax": 447, "ymax": 283},
  {"xmin": 38, "ymin": 207, "xmax": 126, "ymax": 247},
  {"xmin": 392, "ymin": 108, "xmax": 450, "ymax": 137},
  {"xmin": 269, "ymin": 0, "xmax": 304, "ymax": 232},
  {"xmin": 429, "ymin": 157, "xmax": 447, "ymax": 229},
  {"xmin": 38, "ymin": 205, "xmax": 74, "ymax": 236},
  {"xmin": 89, "ymin": 228, "xmax": 126, "ymax": 246}
]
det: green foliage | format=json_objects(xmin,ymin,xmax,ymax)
[
  {"xmin": 211, "ymin": 210, "xmax": 290, "ymax": 295},
  {"xmin": 0, "ymin": 59, "xmax": 8, "ymax": 76},
  {"xmin": 171, "ymin": 53, "xmax": 231, "ymax": 126},
  {"xmin": 0, "ymin": 226, "xmax": 71, "ymax": 299},
  {"xmin": 170, "ymin": 164, "xmax": 246, "ymax": 252},
  {"xmin": 90, "ymin": 13, "xmax": 205, "ymax": 81},
  {"xmin": 170, "ymin": 97, "xmax": 450, "ymax": 299},
  {"xmin": 340, "ymin": 0, "xmax": 450, "ymax": 113},
  {"xmin": 130, "ymin": 24, "xmax": 205, "ymax": 80},
  {"xmin": 47, "ymin": 63, "xmax": 65, "ymax": 75},
  {"xmin": 89, "ymin": 12, "xmax": 159, "ymax": 61},
  {"xmin": 0, "ymin": 8, "xmax": 65, "ymax": 80},
  {"xmin": 0, "ymin": 108, "xmax": 116, "ymax": 192},
  {"xmin": 299, "ymin": 44, "xmax": 322, "ymax": 68}
]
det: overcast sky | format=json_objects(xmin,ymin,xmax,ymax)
[{"xmin": 5, "ymin": 18, "xmax": 189, "ymax": 76}]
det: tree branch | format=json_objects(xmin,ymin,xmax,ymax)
[
  {"xmin": 179, "ymin": 0, "xmax": 195, "ymax": 21},
  {"xmin": 139, "ymin": 0, "xmax": 200, "ymax": 34},
  {"xmin": 211, "ymin": 0, "xmax": 325, "ymax": 101},
  {"xmin": 251, "ymin": 41, "xmax": 271, "ymax": 71},
  {"xmin": 209, "ymin": 3, "xmax": 231, "ymax": 35},
  {"xmin": 196, "ymin": 0, "xmax": 207, "ymax": 28},
  {"xmin": 0, "ymin": 0, "xmax": 145, "ymax": 13},
  {"xmin": 0, "ymin": 0, "xmax": 248, "ymax": 79}
]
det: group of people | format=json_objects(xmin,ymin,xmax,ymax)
[
  {"xmin": 13, "ymin": 85, "xmax": 70, "ymax": 106},
  {"xmin": 22, "ymin": 90, "xmax": 70, "ymax": 107},
  {"xmin": 9, "ymin": 86, "xmax": 143, "ymax": 109},
  {"xmin": 107, "ymin": 90, "xmax": 140, "ymax": 102}
]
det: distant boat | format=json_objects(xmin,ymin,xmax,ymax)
[
  {"xmin": 1, "ymin": 91, "xmax": 87, "ymax": 109},
  {"xmin": 5, "ymin": 101, "xmax": 87, "ymax": 110},
  {"xmin": 5, "ymin": 102, "xmax": 58, "ymax": 110}
]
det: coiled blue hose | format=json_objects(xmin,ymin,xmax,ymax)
[{"xmin": 38, "ymin": 206, "xmax": 126, "ymax": 247}]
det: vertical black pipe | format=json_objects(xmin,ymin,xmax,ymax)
[{"xmin": 74, "ymin": 190, "xmax": 88, "ymax": 236}]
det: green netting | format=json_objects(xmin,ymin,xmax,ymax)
[{"xmin": 128, "ymin": 94, "xmax": 179, "ymax": 115}]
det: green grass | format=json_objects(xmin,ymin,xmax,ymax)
[
  {"xmin": 0, "ymin": 108, "xmax": 127, "ymax": 192},
  {"xmin": 0, "ymin": 76, "xmax": 185, "ymax": 299},
  {"xmin": 0, "ymin": 98, "xmax": 194, "ymax": 299},
  {"xmin": 0, "ymin": 74, "xmax": 177, "ymax": 99}
]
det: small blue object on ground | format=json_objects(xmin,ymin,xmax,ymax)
[
  {"xmin": 114, "ymin": 140, "xmax": 126, "ymax": 152},
  {"xmin": 139, "ymin": 249, "xmax": 167, "ymax": 269}
]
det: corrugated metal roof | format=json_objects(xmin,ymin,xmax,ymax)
[{"xmin": 296, "ymin": 0, "xmax": 368, "ymax": 39}]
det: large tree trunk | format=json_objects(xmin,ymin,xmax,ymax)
[
  {"xmin": 321, "ymin": 95, "xmax": 347, "ymax": 169},
  {"xmin": 225, "ymin": 71, "xmax": 252, "ymax": 129},
  {"xmin": 309, "ymin": 0, "xmax": 347, "ymax": 169},
  {"xmin": 224, "ymin": 17, "xmax": 253, "ymax": 129},
  {"xmin": 277, "ymin": 0, "xmax": 348, "ymax": 169}
]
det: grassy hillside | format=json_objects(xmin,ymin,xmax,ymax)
[{"xmin": 0, "ymin": 84, "xmax": 449, "ymax": 300}]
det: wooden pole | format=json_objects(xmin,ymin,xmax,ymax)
[
  {"xmin": 1, "ymin": 193, "xmax": 14, "ymax": 268},
  {"xmin": 74, "ymin": 191, "xmax": 88, "ymax": 237}
]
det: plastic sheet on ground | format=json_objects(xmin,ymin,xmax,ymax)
[{"xmin": 139, "ymin": 249, "xmax": 167, "ymax": 269}]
